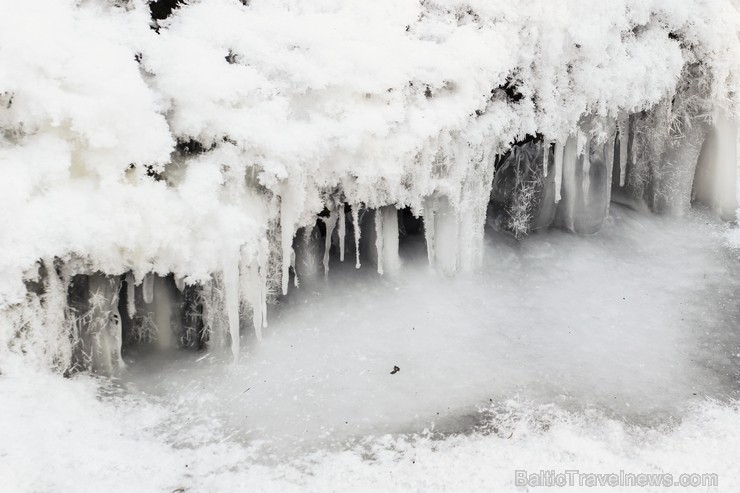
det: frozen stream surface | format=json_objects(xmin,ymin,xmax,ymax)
[{"xmin": 2, "ymin": 205, "xmax": 740, "ymax": 492}]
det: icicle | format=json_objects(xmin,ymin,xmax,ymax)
[
  {"xmin": 260, "ymin": 246, "xmax": 268, "ymax": 330},
  {"xmin": 423, "ymin": 200, "xmax": 436, "ymax": 267},
  {"xmin": 174, "ymin": 276, "xmax": 185, "ymax": 292},
  {"xmin": 41, "ymin": 259, "xmax": 73, "ymax": 371},
  {"xmin": 560, "ymin": 135, "xmax": 578, "ymax": 232},
  {"xmin": 152, "ymin": 276, "xmax": 177, "ymax": 351},
  {"xmin": 618, "ymin": 115, "xmax": 629, "ymax": 187},
  {"xmin": 295, "ymin": 226, "xmax": 321, "ymax": 280},
  {"xmin": 554, "ymin": 140, "xmax": 564, "ymax": 203},
  {"xmin": 125, "ymin": 272, "xmax": 136, "ymax": 319},
  {"xmin": 374, "ymin": 209, "xmax": 384, "ymax": 275},
  {"xmin": 252, "ymin": 272, "xmax": 263, "ymax": 341},
  {"xmin": 240, "ymin": 246, "xmax": 264, "ymax": 341},
  {"xmin": 87, "ymin": 274, "xmax": 123, "ymax": 374},
  {"xmin": 581, "ymin": 132, "xmax": 591, "ymax": 197},
  {"xmin": 694, "ymin": 107, "xmax": 739, "ymax": 220},
  {"xmin": 280, "ymin": 226, "xmax": 292, "ymax": 295},
  {"xmin": 542, "ymin": 140, "xmax": 549, "ymax": 178},
  {"xmin": 107, "ymin": 278, "xmax": 124, "ymax": 372},
  {"xmin": 280, "ymin": 189, "xmax": 299, "ymax": 296},
  {"xmin": 433, "ymin": 197, "xmax": 459, "ymax": 276},
  {"xmin": 352, "ymin": 204, "xmax": 361, "ymax": 269},
  {"xmin": 338, "ymin": 205, "xmax": 346, "ymax": 262},
  {"xmin": 380, "ymin": 206, "xmax": 400, "ymax": 274},
  {"xmin": 605, "ymin": 124, "xmax": 617, "ymax": 217},
  {"xmin": 291, "ymin": 248, "xmax": 298, "ymax": 288},
  {"xmin": 629, "ymin": 118, "xmax": 638, "ymax": 185},
  {"xmin": 201, "ymin": 276, "xmax": 227, "ymax": 351},
  {"xmin": 222, "ymin": 249, "xmax": 240, "ymax": 362},
  {"xmin": 322, "ymin": 210, "xmax": 338, "ymax": 278},
  {"xmin": 142, "ymin": 273, "xmax": 154, "ymax": 304}
]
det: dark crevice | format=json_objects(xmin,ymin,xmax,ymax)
[{"xmin": 149, "ymin": 0, "xmax": 184, "ymax": 22}]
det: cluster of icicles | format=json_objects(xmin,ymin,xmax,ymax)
[{"xmin": 12, "ymin": 94, "xmax": 738, "ymax": 376}]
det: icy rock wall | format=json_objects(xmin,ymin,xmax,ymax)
[
  {"xmin": 489, "ymin": 64, "xmax": 738, "ymax": 238},
  {"xmin": 0, "ymin": 0, "xmax": 739, "ymax": 372}
]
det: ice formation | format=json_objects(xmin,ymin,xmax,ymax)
[{"xmin": 0, "ymin": 0, "xmax": 739, "ymax": 373}]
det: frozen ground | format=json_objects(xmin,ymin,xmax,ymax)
[{"xmin": 2, "ymin": 204, "xmax": 740, "ymax": 492}]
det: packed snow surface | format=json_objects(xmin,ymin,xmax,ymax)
[{"xmin": 2, "ymin": 206, "xmax": 739, "ymax": 492}]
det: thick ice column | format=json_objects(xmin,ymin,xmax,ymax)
[
  {"xmin": 222, "ymin": 249, "xmax": 240, "ymax": 362},
  {"xmin": 555, "ymin": 128, "xmax": 610, "ymax": 235},
  {"xmin": 41, "ymin": 259, "xmax": 72, "ymax": 370},
  {"xmin": 580, "ymin": 134, "xmax": 610, "ymax": 234},
  {"xmin": 142, "ymin": 273, "xmax": 154, "ymax": 304},
  {"xmin": 694, "ymin": 108, "xmax": 738, "ymax": 220},
  {"xmin": 201, "ymin": 275, "xmax": 228, "ymax": 351},
  {"xmin": 558, "ymin": 134, "xmax": 578, "ymax": 231},
  {"xmin": 431, "ymin": 196, "xmax": 459, "ymax": 276},
  {"xmin": 653, "ymin": 116, "xmax": 708, "ymax": 215},
  {"xmin": 86, "ymin": 274, "xmax": 124, "ymax": 374},
  {"xmin": 380, "ymin": 205, "xmax": 400, "ymax": 275},
  {"xmin": 151, "ymin": 276, "xmax": 179, "ymax": 351}
]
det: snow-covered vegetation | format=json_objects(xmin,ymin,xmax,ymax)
[{"xmin": 1, "ymin": 0, "xmax": 738, "ymax": 372}]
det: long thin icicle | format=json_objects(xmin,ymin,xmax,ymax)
[
  {"xmin": 239, "ymin": 246, "xmax": 264, "ymax": 341},
  {"xmin": 561, "ymin": 135, "xmax": 578, "ymax": 232},
  {"xmin": 619, "ymin": 115, "xmax": 629, "ymax": 187},
  {"xmin": 554, "ymin": 141, "xmax": 564, "ymax": 203},
  {"xmin": 352, "ymin": 204, "xmax": 361, "ymax": 269},
  {"xmin": 424, "ymin": 199, "xmax": 435, "ymax": 266},
  {"xmin": 630, "ymin": 118, "xmax": 638, "ymax": 181},
  {"xmin": 542, "ymin": 140, "xmax": 549, "ymax": 178},
  {"xmin": 338, "ymin": 205, "xmax": 346, "ymax": 262},
  {"xmin": 322, "ymin": 210, "xmax": 338, "ymax": 278},
  {"xmin": 582, "ymin": 132, "xmax": 591, "ymax": 196},
  {"xmin": 280, "ymin": 198, "xmax": 294, "ymax": 296},
  {"xmin": 605, "ymin": 124, "xmax": 617, "ymax": 216},
  {"xmin": 222, "ymin": 249, "xmax": 240, "ymax": 362},
  {"xmin": 380, "ymin": 206, "xmax": 400, "ymax": 274},
  {"xmin": 374, "ymin": 209, "xmax": 384, "ymax": 275},
  {"xmin": 125, "ymin": 272, "xmax": 136, "ymax": 319},
  {"xmin": 260, "ymin": 245, "xmax": 268, "ymax": 329}
]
